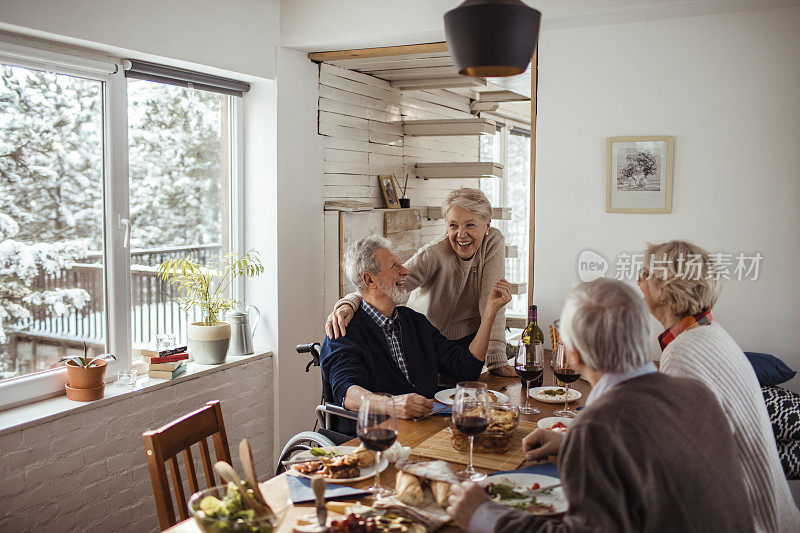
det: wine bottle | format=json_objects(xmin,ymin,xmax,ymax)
[{"xmin": 522, "ymin": 305, "xmax": 545, "ymax": 365}]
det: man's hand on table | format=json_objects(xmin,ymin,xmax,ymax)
[
  {"xmin": 447, "ymin": 481, "xmax": 491, "ymax": 530},
  {"xmin": 394, "ymin": 393, "xmax": 434, "ymax": 419},
  {"xmin": 523, "ymin": 428, "xmax": 562, "ymax": 462},
  {"xmin": 490, "ymin": 365, "xmax": 517, "ymax": 377}
]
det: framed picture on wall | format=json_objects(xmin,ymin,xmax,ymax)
[
  {"xmin": 379, "ymin": 174, "xmax": 401, "ymax": 209},
  {"xmin": 606, "ymin": 136, "xmax": 674, "ymax": 213}
]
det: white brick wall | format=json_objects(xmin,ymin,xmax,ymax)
[{"xmin": 0, "ymin": 355, "xmax": 274, "ymax": 533}]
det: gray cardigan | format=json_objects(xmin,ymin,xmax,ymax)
[
  {"xmin": 336, "ymin": 228, "xmax": 508, "ymax": 369},
  {"xmin": 474, "ymin": 373, "xmax": 754, "ymax": 533}
]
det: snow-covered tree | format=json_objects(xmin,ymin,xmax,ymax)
[
  {"xmin": 0, "ymin": 213, "xmax": 90, "ymax": 347},
  {"xmin": 128, "ymin": 82, "xmax": 224, "ymax": 249},
  {"xmin": 0, "ymin": 65, "xmax": 103, "ymax": 247}
]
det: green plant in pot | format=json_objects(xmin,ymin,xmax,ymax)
[
  {"xmin": 158, "ymin": 250, "xmax": 264, "ymax": 365},
  {"xmin": 60, "ymin": 342, "xmax": 117, "ymax": 401}
]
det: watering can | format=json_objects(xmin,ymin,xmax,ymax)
[{"xmin": 227, "ymin": 305, "xmax": 260, "ymax": 356}]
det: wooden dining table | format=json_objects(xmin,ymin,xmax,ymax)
[{"xmin": 168, "ymin": 365, "xmax": 591, "ymax": 532}]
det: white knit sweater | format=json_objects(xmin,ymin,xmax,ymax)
[{"xmin": 661, "ymin": 323, "xmax": 800, "ymax": 533}]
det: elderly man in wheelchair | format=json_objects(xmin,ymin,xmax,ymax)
[
  {"xmin": 277, "ymin": 236, "xmax": 510, "ymax": 472},
  {"xmin": 321, "ymin": 236, "xmax": 511, "ymax": 434}
]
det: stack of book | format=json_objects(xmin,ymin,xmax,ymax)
[{"xmin": 142, "ymin": 345, "xmax": 189, "ymax": 379}]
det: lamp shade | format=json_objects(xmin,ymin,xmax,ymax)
[{"xmin": 444, "ymin": 0, "xmax": 541, "ymax": 77}]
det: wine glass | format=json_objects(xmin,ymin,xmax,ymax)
[
  {"xmin": 356, "ymin": 393, "xmax": 398, "ymax": 498},
  {"xmin": 514, "ymin": 340, "xmax": 543, "ymax": 415},
  {"xmin": 552, "ymin": 343, "xmax": 581, "ymax": 417},
  {"xmin": 452, "ymin": 381, "xmax": 491, "ymax": 481}
]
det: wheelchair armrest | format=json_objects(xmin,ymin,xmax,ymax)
[{"xmin": 319, "ymin": 403, "xmax": 358, "ymax": 420}]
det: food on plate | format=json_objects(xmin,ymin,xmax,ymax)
[
  {"xmin": 484, "ymin": 481, "xmax": 557, "ymax": 515},
  {"xmin": 540, "ymin": 388, "xmax": 566, "ymax": 397},
  {"xmin": 449, "ymin": 391, "xmax": 498, "ymax": 402},
  {"xmin": 194, "ymin": 482, "xmax": 272, "ymax": 532},
  {"xmin": 292, "ymin": 450, "xmax": 364, "ymax": 479},
  {"xmin": 429, "ymin": 480, "xmax": 450, "ymax": 508},
  {"xmin": 451, "ymin": 406, "xmax": 519, "ymax": 454},
  {"xmin": 548, "ymin": 422, "xmax": 568, "ymax": 433},
  {"xmin": 352, "ymin": 444, "xmax": 376, "ymax": 468},
  {"xmin": 396, "ymin": 471, "xmax": 424, "ymax": 506},
  {"xmin": 310, "ymin": 447, "xmax": 336, "ymax": 457},
  {"xmin": 325, "ymin": 512, "xmax": 420, "ymax": 533}
]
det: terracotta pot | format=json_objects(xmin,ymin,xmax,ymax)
[
  {"xmin": 66, "ymin": 359, "xmax": 108, "ymax": 389},
  {"xmin": 65, "ymin": 381, "xmax": 105, "ymax": 401}
]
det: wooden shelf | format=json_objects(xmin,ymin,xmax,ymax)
[
  {"xmin": 509, "ymin": 282, "xmax": 526, "ymax": 295},
  {"xmin": 402, "ymin": 118, "xmax": 496, "ymax": 137},
  {"xmin": 423, "ymin": 206, "xmax": 511, "ymax": 220},
  {"xmin": 506, "ymin": 316, "xmax": 527, "ymax": 329},
  {"xmin": 391, "ymin": 77, "xmax": 486, "ymax": 91},
  {"xmin": 415, "ymin": 162, "xmax": 503, "ymax": 180}
]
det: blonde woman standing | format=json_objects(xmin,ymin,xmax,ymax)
[
  {"xmin": 326, "ymin": 187, "xmax": 515, "ymax": 376},
  {"xmin": 638, "ymin": 240, "xmax": 799, "ymax": 532}
]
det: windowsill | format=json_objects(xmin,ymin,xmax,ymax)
[{"xmin": 0, "ymin": 350, "xmax": 273, "ymax": 437}]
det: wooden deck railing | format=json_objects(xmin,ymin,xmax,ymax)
[{"xmin": 16, "ymin": 244, "xmax": 221, "ymax": 345}]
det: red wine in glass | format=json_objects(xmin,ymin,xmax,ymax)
[
  {"xmin": 552, "ymin": 367, "xmax": 581, "ymax": 384},
  {"xmin": 453, "ymin": 415, "xmax": 490, "ymax": 436},
  {"xmin": 357, "ymin": 427, "xmax": 397, "ymax": 451},
  {"xmin": 515, "ymin": 365, "xmax": 544, "ymax": 383}
]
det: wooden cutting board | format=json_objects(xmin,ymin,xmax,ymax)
[{"xmin": 411, "ymin": 421, "xmax": 538, "ymax": 471}]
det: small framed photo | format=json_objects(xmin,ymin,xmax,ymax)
[
  {"xmin": 606, "ymin": 136, "xmax": 674, "ymax": 213},
  {"xmin": 379, "ymin": 175, "xmax": 401, "ymax": 209}
]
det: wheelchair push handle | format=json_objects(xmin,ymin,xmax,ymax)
[{"xmin": 297, "ymin": 342, "xmax": 322, "ymax": 372}]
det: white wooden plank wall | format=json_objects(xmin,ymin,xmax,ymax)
[{"xmin": 319, "ymin": 63, "xmax": 481, "ymax": 245}]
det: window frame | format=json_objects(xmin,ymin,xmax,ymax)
[
  {"xmin": 480, "ymin": 116, "xmax": 532, "ymax": 320},
  {"xmin": 0, "ymin": 40, "xmax": 245, "ymax": 411}
]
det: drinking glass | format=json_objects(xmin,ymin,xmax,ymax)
[
  {"xmin": 552, "ymin": 343, "xmax": 580, "ymax": 417},
  {"xmin": 452, "ymin": 381, "xmax": 491, "ymax": 481},
  {"xmin": 356, "ymin": 393, "xmax": 398, "ymax": 499},
  {"xmin": 514, "ymin": 341, "xmax": 543, "ymax": 415}
]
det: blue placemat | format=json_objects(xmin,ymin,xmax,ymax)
[
  {"xmin": 491, "ymin": 462, "xmax": 559, "ymax": 479},
  {"xmin": 432, "ymin": 400, "xmax": 452, "ymax": 416},
  {"xmin": 286, "ymin": 474, "xmax": 372, "ymax": 504}
]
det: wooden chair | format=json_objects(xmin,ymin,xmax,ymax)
[{"xmin": 142, "ymin": 400, "xmax": 232, "ymax": 530}]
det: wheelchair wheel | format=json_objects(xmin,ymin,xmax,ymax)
[{"xmin": 275, "ymin": 431, "xmax": 336, "ymax": 476}]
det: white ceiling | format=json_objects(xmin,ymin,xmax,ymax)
[{"xmin": 281, "ymin": 0, "xmax": 800, "ymax": 51}]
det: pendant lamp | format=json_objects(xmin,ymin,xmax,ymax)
[{"xmin": 444, "ymin": 0, "xmax": 541, "ymax": 77}]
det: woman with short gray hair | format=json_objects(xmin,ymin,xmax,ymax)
[
  {"xmin": 638, "ymin": 239, "xmax": 799, "ymax": 532},
  {"xmin": 326, "ymin": 187, "xmax": 514, "ymax": 376}
]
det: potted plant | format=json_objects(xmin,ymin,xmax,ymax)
[
  {"xmin": 60, "ymin": 342, "xmax": 117, "ymax": 401},
  {"xmin": 157, "ymin": 250, "xmax": 264, "ymax": 365},
  {"xmin": 398, "ymin": 174, "xmax": 411, "ymax": 208}
]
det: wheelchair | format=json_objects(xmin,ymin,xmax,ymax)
[{"xmin": 275, "ymin": 342, "xmax": 359, "ymax": 475}]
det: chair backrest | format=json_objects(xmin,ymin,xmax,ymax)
[{"xmin": 142, "ymin": 400, "xmax": 232, "ymax": 530}]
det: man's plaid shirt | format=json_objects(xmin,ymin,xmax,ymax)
[{"xmin": 360, "ymin": 300, "xmax": 413, "ymax": 385}]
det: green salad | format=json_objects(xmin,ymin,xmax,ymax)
[
  {"xmin": 485, "ymin": 482, "xmax": 556, "ymax": 514},
  {"xmin": 194, "ymin": 482, "xmax": 272, "ymax": 533}
]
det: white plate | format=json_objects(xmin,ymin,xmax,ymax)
[
  {"xmin": 289, "ymin": 446, "xmax": 388, "ymax": 484},
  {"xmin": 529, "ymin": 386, "xmax": 582, "ymax": 404},
  {"xmin": 537, "ymin": 416, "xmax": 574, "ymax": 431},
  {"xmin": 434, "ymin": 388, "xmax": 508, "ymax": 406},
  {"xmin": 480, "ymin": 473, "xmax": 567, "ymax": 515}
]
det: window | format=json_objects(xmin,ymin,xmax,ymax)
[
  {"xmin": 0, "ymin": 64, "xmax": 106, "ymax": 382},
  {"xmin": 0, "ymin": 41, "xmax": 246, "ymax": 409},
  {"xmin": 127, "ymin": 80, "xmax": 232, "ymax": 350},
  {"xmin": 480, "ymin": 122, "xmax": 531, "ymax": 318}
]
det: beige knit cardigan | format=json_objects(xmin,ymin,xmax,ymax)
[
  {"xmin": 336, "ymin": 228, "xmax": 508, "ymax": 369},
  {"xmin": 661, "ymin": 322, "xmax": 800, "ymax": 533}
]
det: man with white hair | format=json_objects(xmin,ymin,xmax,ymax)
[
  {"xmin": 320, "ymin": 236, "xmax": 511, "ymax": 433},
  {"xmin": 447, "ymin": 278, "xmax": 753, "ymax": 532}
]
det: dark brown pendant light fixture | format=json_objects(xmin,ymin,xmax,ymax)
[{"xmin": 444, "ymin": 0, "xmax": 541, "ymax": 77}]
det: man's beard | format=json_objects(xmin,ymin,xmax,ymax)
[{"xmin": 379, "ymin": 279, "xmax": 409, "ymax": 306}]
